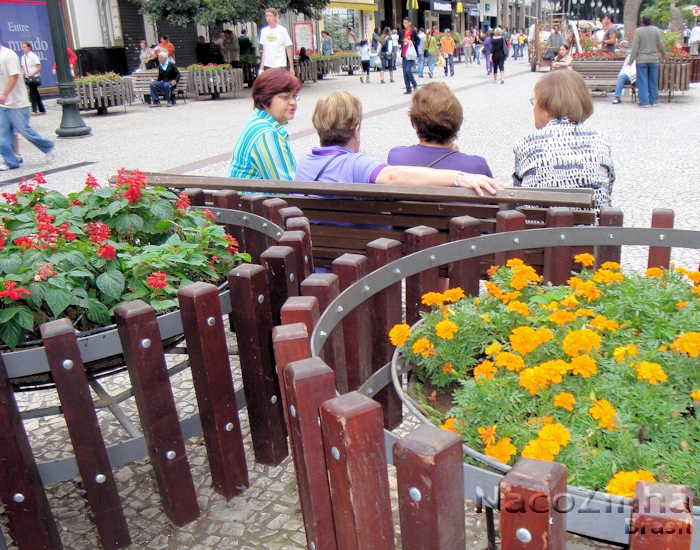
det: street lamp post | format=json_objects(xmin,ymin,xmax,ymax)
[{"xmin": 45, "ymin": 0, "xmax": 91, "ymax": 137}]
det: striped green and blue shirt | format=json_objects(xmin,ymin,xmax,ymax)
[{"xmin": 228, "ymin": 109, "xmax": 296, "ymax": 180}]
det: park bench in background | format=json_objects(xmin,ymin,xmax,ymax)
[
  {"xmin": 572, "ymin": 60, "xmax": 636, "ymax": 101},
  {"xmin": 76, "ymin": 78, "xmax": 135, "ymax": 115},
  {"xmin": 124, "ymin": 71, "xmax": 192, "ymax": 104},
  {"xmin": 188, "ymin": 67, "xmax": 244, "ymax": 99}
]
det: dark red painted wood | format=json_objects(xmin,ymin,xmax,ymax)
[
  {"xmin": 280, "ymin": 296, "xmax": 321, "ymax": 336},
  {"xmin": 332, "ymin": 254, "xmax": 372, "ymax": 391},
  {"xmin": 495, "ymin": 210, "xmax": 526, "ymax": 266},
  {"xmin": 0, "ymin": 355, "xmax": 63, "ymax": 550},
  {"xmin": 367, "ymin": 238, "xmax": 403, "ymax": 430},
  {"xmin": 272, "ymin": 322, "xmax": 312, "ymax": 434},
  {"xmin": 262, "ymin": 197, "xmax": 288, "ymax": 227},
  {"xmin": 278, "ymin": 206, "xmax": 305, "ymax": 229},
  {"xmin": 285, "ymin": 218, "xmax": 315, "ymax": 278},
  {"xmin": 283, "ymin": 358, "xmax": 338, "ymax": 550},
  {"xmin": 648, "ymin": 208, "xmax": 674, "ymax": 270},
  {"xmin": 212, "ymin": 190, "xmax": 244, "ymax": 254},
  {"xmin": 394, "ymin": 424, "xmax": 465, "ymax": 550},
  {"xmin": 239, "ymin": 194, "xmax": 270, "ymax": 263},
  {"xmin": 114, "ymin": 301, "xmax": 200, "ymax": 526},
  {"xmin": 500, "ymin": 457, "xmax": 567, "ymax": 550},
  {"xmin": 300, "ymin": 274, "xmax": 348, "ymax": 394},
  {"xmin": 41, "ymin": 319, "xmax": 131, "ymax": 548},
  {"xmin": 228, "ymin": 264, "xmax": 288, "ymax": 465},
  {"xmin": 595, "ymin": 207, "xmax": 624, "ymax": 269},
  {"xmin": 543, "ymin": 207, "xmax": 574, "ymax": 286},
  {"xmin": 405, "ymin": 226, "xmax": 440, "ymax": 326},
  {"xmin": 177, "ymin": 283, "xmax": 249, "ymax": 500},
  {"xmin": 278, "ymin": 231, "xmax": 308, "ymax": 290},
  {"xmin": 320, "ymin": 391, "xmax": 394, "ymax": 550},
  {"xmin": 448, "ymin": 216, "xmax": 481, "ymax": 297},
  {"xmin": 183, "ymin": 188, "xmax": 205, "ymax": 206},
  {"xmin": 629, "ymin": 482, "xmax": 692, "ymax": 550},
  {"xmin": 261, "ymin": 245, "xmax": 299, "ymax": 326}
]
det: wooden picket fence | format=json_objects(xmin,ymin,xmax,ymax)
[{"xmin": 1, "ymin": 188, "xmax": 697, "ymax": 549}]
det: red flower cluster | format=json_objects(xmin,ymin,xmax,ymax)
[
  {"xmin": 0, "ymin": 281, "xmax": 31, "ymax": 301},
  {"xmin": 17, "ymin": 179, "xmax": 34, "ymax": 194},
  {"xmin": 118, "ymin": 168, "xmax": 146, "ymax": 204},
  {"xmin": 84, "ymin": 173, "xmax": 101, "ymax": 189},
  {"xmin": 68, "ymin": 199, "xmax": 84, "ymax": 207},
  {"xmin": 2, "ymin": 192, "xmax": 18, "ymax": 204},
  {"xmin": 14, "ymin": 236, "xmax": 38, "ymax": 250},
  {"xmin": 224, "ymin": 234, "xmax": 239, "ymax": 253},
  {"xmin": 97, "ymin": 243, "xmax": 116, "ymax": 260},
  {"xmin": 59, "ymin": 223, "xmax": 76, "ymax": 241},
  {"xmin": 33, "ymin": 262, "xmax": 56, "ymax": 281},
  {"xmin": 34, "ymin": 204, "xmax": 59, "ymax": 249},
  {"xmin": 145, "ymin": 271, "xmax": 168, "ymax": 290},
  {"xmin": 0, "ymin": 225, "xmax": 9, "ymax": 251},
  {"xmin": 572, "ymin": 52, "xmax": 626, "ymax": 60},
  {"xmin": 88, "ymin": 222, "xmax": 110, "ymax": 244},
  {"xmin": 202, "ymin": 209, "xmax": 216, "ymax": 221},
  {"xmin": 175, "ymin": 193, "xmax": 190, "ymax": 211},
  {"xmin": 32, "ymin": 173, "xmax": 47, "ymax": 185}
]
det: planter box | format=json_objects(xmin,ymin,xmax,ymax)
[
  {"xmin": 76, "ymin": 79, "xmax": 134, "ymax": 115},
  {"xmin": 658, "ymin": 59, "xmax": 690, "ymax": 96},
  {"xmin": 240, "ymin": 62, "xmax": 258, "ymax": 87},
  {"xmin": 690, "ymin": 56, "xmax": 700, "ymax": 84},
  {"xmin": 334, "ymin": 54, "xmax": 360, "ymax": 75},
  {"xmin": 294, "ymin": 60, "xmax": 318, "ymax": 82},
  {"xmin": 189, "ymin": 68, "xmax": 244, "ymax": 98}
]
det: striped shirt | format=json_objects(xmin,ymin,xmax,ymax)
[{"xmin": 228, "ymin": 109, "xmax": 296, "ymax": 180}]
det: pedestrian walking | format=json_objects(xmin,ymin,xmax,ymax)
[
  {"xmin": 358, "ymin": 40, "xmax": 371, "ymax": 83},
  {"xmin": 20, "ymin": 41, "xmax": 45, "ymax": 115},
  {"xmin": 491, "ymin": 28, "xmax": 507, "ymax": 83},
  {"xmin": 259, "ymin": 8, "xmax": 295, "ymax": 74},
  {"xmin": 425, "ymin": 29, "xmax": 439, "ymax": 77},
  {"xmin": 483, "ymin": 30, "xmax": 493, "ymax": 75},
  {"xmin": 401, "ymin": 17, "xmax": 419, "ymax": 94},
  {"xmin": 440, "ymin": 28, "xmax": 456, "ymax": 76},
  {"xmin": 321, "ymin": 31, "xmax": 333, "ymax": 56},
  {"xmin": 689, "ymin": 21, "xmax": 700, "ymax": 56},
  {"xmin": 473, "ymin": 31, "xmax": 483, "ymax": 66},
  {"xmin": 462, "ymin": 30, "xmax": 474, "ymax": 66},
  {"xmin": 417, "ymin": 28, "xmax": 426, "ymax": 77},
  {"xmin": 379, "ymin": 27, "xmax": 395, "ymax": 83},
  {"xmin": 628, "ymin": 13, "xmax": 668, "ymax": 107}
]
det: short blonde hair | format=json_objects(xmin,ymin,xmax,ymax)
[
  {"xmin": 312, "ymin": 92, "xmax": 363, "ymax": 146},
  {"xmin": 409, "ymin": 82, "xmax": 463, "ymax": 144},
  {"xmin": 265, "ymin": 7, "xmax": 278, "ymax": 17},
  {"xmin": 534, "ymin": 70, "xmax": 593, "ymax": 124}
]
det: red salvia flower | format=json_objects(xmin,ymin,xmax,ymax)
[
  {"xmin": 60, "ymin": 223, "xmax": 76, "ymax": 241},
  {"xmin": 97, "ymin": 243, "xmax": 116, "ymax": 260},
  {"xmin": 202, "ymin": 209, "xmax": 216, "ymax": 221},
  {"xmin": 68, "ymin": 199, "xmax": 84, "ymax": 207},
  {"xmin": 123, "ymin": 180, "xmax": 142, "ymax": 204},
  {"xmin": 88, "ymin": 222, "xmax": 110, "ymax": 244},
  {"xmin": 224, "ymin": 234, "xmax": 239, "ymax": 253},
  {"xmin": 14, "ymin": 236, "xmax": 38, "ymax": 250},
  {"xmin": 175, "ymin": 193, "xmax": 190, "ymax": 211},
  {"xmin": 2, "ymin": 192, "xmax": 18, "ymax": 204},
  {"xmin": 33, "ymin": 262, "xmax": 56, "ymax": 281},
  {"xmin": 17, "ymin": 179, "xmax": 34, "ymax": 194},
  {"xmin": 84, "ymin": 173, "xmax": 100, "ymax": 189},
  {"xmin": 32, "ymin": 172, "xmax": 47, "ymax": 185},
  {"xmin": 0, "ymin": 281, "xmax": 31, "ymax": 300},
  {"xmin": 145, "ymin": 271, "xmax": 168, "ymax": 290}
]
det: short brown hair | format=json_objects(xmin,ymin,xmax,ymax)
[
  {"xmin": 265, "ymin": 7, "xmax": 278, "ymax": 17},
  {"xmin": 252, "ymin": 68, "xmax": 302, "ymax": 110},
  {"xmin": 312, "ymin": 92, "xmax": 362, "ymax": 146},
  {"xmin": 534, "ymin": 70, "xmax": 593, "ymax": 124},
  {"xmin": 409, "ymin": 82, "xmax": 463, "ymax": 144},
  {"xmin": 22, "ymin": 41, "xmax": 33, "ymax": 49}
]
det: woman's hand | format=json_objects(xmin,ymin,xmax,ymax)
[{"xmin": 455, "ymin": 172, "xmax": 504, "ymax": 197}]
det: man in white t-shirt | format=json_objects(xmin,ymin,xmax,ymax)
[
  {"xmin": 0, "ymin": 42, "xmax": 54, "ymax": 171},
  {"xmin": 259, "ymin": 8, "xmax": 294, "ymax": 74}
]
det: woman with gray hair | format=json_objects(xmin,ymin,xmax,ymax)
[
  {"xmin": 138, "ymin": 40, "xmax": 156, "ymax": 71},
  {"xmin": 490, "ymin": 28, "xmax": 507, "ymax": 84}
]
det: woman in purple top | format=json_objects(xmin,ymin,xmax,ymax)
[
  {"xmin": 388, "ymin": 83, "xmax": 492, "ymax": 176},
  {"xmin": 295, "ymin": 91, "xmax": 502, "ymax": 195},
  {"xmin": 483, "ymin": 30, "xmax": 493, "ymax": 75}
]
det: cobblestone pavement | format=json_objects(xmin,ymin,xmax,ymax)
[{"xmin": 1, "ymin": 58, "xmax": 699, "ymax": 549}]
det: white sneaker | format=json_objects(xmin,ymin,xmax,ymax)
[
  {"xmin": 0, "ymin": 164, "xmax": 10, "ymax": 171},
  {"xmin": 45, "ymin": 148, "xmax": 56, "ymax": 163}
]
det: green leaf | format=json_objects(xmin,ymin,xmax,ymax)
[
  {"xmin": 69, "ymin": 269, "xmax": 94, "ymax": 279},
  {"xmin": 0, "ymin": 320, "xmax": 23, "ymax": 349},
  {"xmin": 27, "ymin": 283, "xmax": 45, "ymax": 304},
  {"xmin": 43, "ymin": 191, "xmax": 69, "ymax": 209},
  {"xmin": 0, "ymin": 256, "xmax": 22, "ymax": 274},
  {"xmin": 95, "ymin": 187, "xmax": 117, "ymax": 199},
  {"xmin": 63, "ymin": 250, "xmax": 86, "ymax": 267},
  {"xmin": 115, "ymin": 213, "xmax": 144, "ymax": 234},
  {"xmin": 0, "ymin": 308, "xmax": 20, "ymax": 323},
  {"xmin": 15, "ymin": 307, "xmax": 34, "ymax": 331},
  {"xmin": 44, "ymin": 287, "xmax": 72, "ymax": 317},
  {"xmin": 96, "ymin": 270, "xmax": 125, "ymax": 299},
  {"xmin": 86, "ymin": 299, "xmax": 111, "ymax": 326},
  {"xmin": 154, "ymin": 219, "xmax": 173, "ymax": 233},
  {"xmin": 107, "ymin": 198, "xmax": 129, "ymax": 217},
  {"xmin": 150, "ymin": 199, "xmax": 175, "ymax": 220}
]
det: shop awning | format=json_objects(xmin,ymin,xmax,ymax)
[{"xmin": 326, "ymin": 0, "xmax": 377, "ymax": 9}]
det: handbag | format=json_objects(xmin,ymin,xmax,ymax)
[
  {"xmin": 542, "ymin": 50, "xmax": 552, "ymax": 61},
  {"xmin": 25, "ymin": 75, "xmax": 41, "ymax": 86},
  {"xmin": 436, "ymin": 55, "xmax": 445, "ymax": 67},
  {"xmin": 406, "ymin": 41, "xmax": 417, "ymax": 61}
]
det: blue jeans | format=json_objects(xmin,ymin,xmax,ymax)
[
  {"xmin": 513, "ymin": 44, "xmax": 520, "ymax": 58},
  {"xmin": 0, "ymin": 107, "xmax": 53, "ymax": 168},
  {"xmin": 614, "ymin": 73, "xmax": 631, "ymax": 99},
  {"xmin": 150, "ymin": 81, "xmax": 173, "ymax": 104},
  {"xmin": 427, "ymin": 52, "xmax": 436, "ymax": 75},
  {"xmin": 403, "ymin": 59, "xmax": 417, "ymax": 91},
  {"xmin": 474, "ymin": 45, "xmax": 482, "ymax": 65},
  {"xmin": 417, "ymin": 53, "xmax": 425, "ymax": 77},
  {"xmin": 636, "ymin": 63, "xmax": 658, "ymax": 106},
  {"xmin": 444, "ymin": 54, "xmax": 454, "ymax": 75},
  {"xmin": 380, "ymin": 52, "xmax": 391, "ymax": 71}
]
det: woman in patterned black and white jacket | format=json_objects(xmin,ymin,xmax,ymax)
[{"xmin": 513, "ymin": 70, "xmax": 615, "ymax": 211}]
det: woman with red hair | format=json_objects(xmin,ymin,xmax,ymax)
[{"xmin": 228, "ymin": 68, "xmax": 302, "ymax": 179}]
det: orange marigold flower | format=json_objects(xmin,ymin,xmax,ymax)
[
  {"xmin": 562, "ymin": 329, "xmax": 601, "ymax": 357},
  {"xmin": 518, "ymin": 367, "xmax": 549, "ymax": 394},
  {"xmin": 509, "ymin": 326, "xmax": 540, "ymax": 355},
  {"xmin": 570, "ymin": 354, "xmax": 597, "ymax": 378},
  {"xmin": 574, "ymin": 280, "xmax": 603, "ymax": 302},
  {"xmin": 606, "ymin": 470, "xmax": 656, "ymax": 498},
  {"xmin": 495, "ymin": 351, "xmax": 526, "ymax": 372},
  {"xmin": 685, "ymin": 271, "xmax": 700, "ymax": 284},
  {"xmin": 541, "ymin": 300, "xmax": 559, "ymax": 311},
  {"xmin": 593, "ymin": 269, "xmax": 624, "ymax": 284},
  {"xmin": 508, "ymin": 300, "xmax": 530, "ymax": 316},
  {"xmin": 442, "ymin": 287, "xmax": 465, "ymax": 303},
  {"xmin": 487, "ymin": 265, "xmax": 499, "ymax": 277},
  {"xmin": 535, "ymin": 328, "xmax": 554, "ymax": 344},
  {"xmin": 389, "ymin": 324, "xmax": 411, "ymax": 347},
  {"xmin": 501, "ymin": 290, "xmax": 522, "ymax": 303},
  {"xmin": 677, "ymin": 301, "xmax": 687, "ymax": 309},
  {"xmin": 568, "ymin": 276, "xmax": 583, "ymax": 289},
  {"xmin": 509, "ymin": 264, "xmax": 540, "ymax": 290},
  {"xmin": 441, "ymin": 418, "xmax": 458, "ymax": 432},
  {"xmin": 692, "ymin": 286, "xmax": 700, "ymax": 296},
  {"xmin": 539, "ymin": 422, "xmax": 571, "ymax": 448},
  {"xmin": 613, "ymin": 344, "xmax": 637, "ymax": 363},
  {"xmin": 435, "ymin": 319, "xmax": 458, "ymax": 340},
  {"xmin": 574, "ymin": 308, "xmax": 595, "ymax": 317},
  {"xmin": 690, "ymin": 390, "xmax": 700, "ymax": 401},
  {"xmin": 553, "ymin": 392, "xmax": 576, "ymax": 411},
  {"xmin": 442, "ymin": 362, "xmax": 453, "ymax": 374},
  {"xmin": 574, "ymin": 253, "xmax": 595, "ymax": 267},
  {"xmin": 478, "ymin": 424, "xmax": 498, "ymax": 446},
  {"xmin": 635, "ymin": 361, "xmax": 667, "ymax": 385},
  {"xmin": 484, "ymin": 281, "xmax": 503, "ymax": 299},
  {"xmin": 484, "ymin": 437, "xmax": 517, "ymax": 464},
  {"xmin": 560, "ymin": 294, "xmax": 580, "ymax": 308},
  {"xmin": 600, "ymin": 262, "xmax": 621, "ymax": 270},
  {"xmin": 421, "ymin": 291, "xmax": 445, "ymax": 307},
  {"xmin": 506, "ymin": 258, "xmax": 524, "ymax": 267},
  {"xmin": 645, "ymin": 267, "xmax": 664, "ymax": 278},
  {"xmin": 669, "ymin": 332, "xmax": 700, "ymax": 357},
  {"xmin": 412, "ymin": 337, "xmax": 435, "ymax": 358},
  {"xmin": 484, "ymin": 342, "xmax": 501, "ymax": 355},
  {"xmin": 589, "ymin": 399, "xmax": 617, "ymax": 430},
  {"xmin": 521, "ymin": 438, "xmax": 555, "ymax": 461},
  {"xmin": 474, "ymin": 360, "xmax": 498, "ymax": 382},
  {"xmin": 536, "ymin": 360, "xmax": 570, "ymax": 384},
  {"xmin": 548, "ymin": 310, "xmax": 576, "ymax": 327},
  {"xmin": 589, "ymin": 315, "xmax": 619, "ymax": 332},
  {"xmin": 480, "ymin": 314, "xmax": 491, "ymax": 323}
]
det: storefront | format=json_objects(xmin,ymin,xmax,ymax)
[
  {"xmin": 427, "ymin": 0, "xmax": 453, "ymax": 32},
  {"xmin": 322, "ymin": 0, "xmax": 378, "ymax": 51}
]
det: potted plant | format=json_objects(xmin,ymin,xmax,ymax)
[{"xmin": 74, "ymin": 72, "xmax": 134, "ymax": 115}]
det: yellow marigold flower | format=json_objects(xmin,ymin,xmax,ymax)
[
  {"xmin": 574, "ymin": 308, "xmax": 595, "ymax": 317},
  {"xmin": 435, "ymin": 319, "xmax": 458, "ymax": 340},
  {"xmin": 553, "ymin": 392, "xmax": 576, "ymax": 411},
  {"xmin": 562, "ymin": 329, "xmax": 601, "ymax": 357},
  {"xmin": 589, "ymin": 399, "xmax": 617, "ymax": 430},
  {"xmin": 480, "ymin": 314, "xmax": 491, "ymax": 323},
  {"xmin": 484, "ymin": 281, "xmax": 503, "ymax": 298},
  {"xmin": 506, "ymin": 258, "xmax": 524, "ymax": 267},
  {"xmin": 675, "ymin": 267, "xmax": 690, "ymax": 276},
  {"xmin": 485, "ymin": 342, "xmax": 501, "ymax": 355},
  {"xmin": 669, "ymin": 332, "xmax": 700, "ymax": 357},
  {"xmin": 518, "ymin": 367, "xmax": 549, "ymax": 394},
  {"xmin": 477, "ymin": 424, "xmax": 498, "ymax": 446},
  {"xmin": 501, "ymin": 290, "xmax": 522, "ymax": 303},
  {"xmin": 548, "ymin": 310, "xmax": 576, "ymax": 327},
  {"xmin": 421, "ymin": 291, "xmax": 445, "ymax": 307},
  {"xmin": 645, "ymin": 267, "xmax": 664, "ymax": 278},
  {"xmin": 484, "ymin": 437, "xmax": 517, "ymax": 464},
  {"xmin": 690, "ymin": 390, "xmax": 700, "ymax": 401},
  {"xmin": 526, "ymin": 415, "xmax": 553, "ymax": 428},
  {"xmin": 441, "ymin": 418, "xmax": 458, "ymax": 432},
  {"xmin": 510, "ymin": 264, "xmax": 540, "ymax": 290},
  {"xmin": 568, "ymin": 276, "xmax": 583, "ymax": 289},
  {"xmin": 495, "ymin": 351, "xmax": 526, "ymax": 372},
  {"xmin": 574, "ymin": 280, "xmax": 603, "ymax": 302},
  {"xmin": 442, "ymin": 362, "xmax": 453, "ymax": 374},
  {"xmin": 606, "ymin": 470, "xmax": 656, "ymax": 498},
  {"xmin": 560, "ymin": 294, "xmax": 579, "ymax": 308},
  {"xmin": 442, "ymin": 287, "xmax": 465, "ymax": 303},
  {"xmin": 474, "ymin": 298, "xmax": 481, "ymax": 305},
  {"xmin": 570, "ymin": 354, "xmax": 597, "ymax": 378},
  {"xmin": 521, "ymin": 438, "xmax": 555, "ymax": 461},
  {"xmin": 692, "ymin": 286, "xmax": 700, "ymax": 296},
  {"xmin": 600, "ymin": 261, "xmax": 621, "ymax": 270},
  {"xmin": 540, "ymin": 300, "xmax": 559, "ymax": 311},
  {"xmin": 508, "ymin": 300, "xmax": 530, "ymax": 316},
  {"xmin": 677, "ymin": 301, "xmax": 687, "ymax": 309},
  {"xmin": 635, "ymin": 361, "xmax": 667, "ymax": 385},
  {"xmin": 389, "ymin": 324, "xmax": 411, "ymax": 346},
  {"xmin": 686, "ymin": 271, "xmax": 700, "ymax": 284},
  {"xmin": 486, "ymin": 265, "xmax": 499, "ymax": 277},
  {"xmin": 412, "ymin": 338, "xmax": 435, "ymax": 358},
  {"xmin": 613, "ymin": 344, "xmax": 638, "ymax": 363},
  {"xmin": 535, "ymin": 328, "xmax": 554, "ymax": 344},
  {"xmin": 589, "ymin": 315, "xmax": 619, "ymax": 332},
  {"xmin": 658, "ymin": 345, "xmax": 668, "ymax": 352},
  {"xmin": 574, "ymin": 253, "xmax": 595, "ymax": 267},
  {"xmin": 509, "ymin": 326, "xmax": 540, "ymax": 355},
  {"xmin": 539, "ymin": 423, "xmax": 571, "ymax": 448},
  {"xmin": 536, "ymin": 360, "xmax": 570, "ymax": 385},
  {"xmin": 474, "ymin": 360, "xmax": 497, "ymax": 382},
  {"xmin": 593, "ymin": 269, "xmax": 624, "ymax": 284}
]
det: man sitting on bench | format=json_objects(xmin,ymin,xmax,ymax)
[{"xmin": 150, "ymin": 51, "xmax": 180, "ymax": 108}]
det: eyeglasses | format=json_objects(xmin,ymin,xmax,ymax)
[
  {"xmin": 530, "ymin": 97, "xmax": 537, "ymax": 106},
  {"xmin": 277, "ymin": 93, "xmax": 300, "ymax": 102}
]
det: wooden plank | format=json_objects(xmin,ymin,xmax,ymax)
[
  {"xmin": 212, "ymin": 190, "xmax": 245, "ymax": 253},
  {"xmin": 240, "ymin": 194, "xmax": 269, "ymax": 264},
  {"xmin": 280, "ymin": 296, "xmax": 321, "ymax": 339},
  {"xmin": 183, "ymin": 188, "xmax": 205, "ymax": 206},
  {"xmin": 279, "ymin": 206, "xmax": 305, "ymax": 228},
  {"xmin": 648, "ymin": 208, "xmax": 674, "ymax": 270},
  {"xmin": 405, "ymin": 226, "xmax": 440, "ymax": 326},
  {"xmin": 595, "ymin": 207, "xmax": 624, "ymax": 269},
  {"xmin": 448, "ymin": 216, "xmax": 482, "ymax": 297},
  {"xmin": 495, "ymin": 210, "xmax": 527, "ymax": 268},
  {"xmin": 543, "ymin": 207, "xmax": 574, "ymax": 286},
  {"xmin": 262, "ymin": 197, "xmax": 288, "ymax": 227},
  {"xmin": 320, "ymin": 391, "xmax": 394, "ymax": 550},
  {"xmin": 629, "ymin": 483, "xmax": 692, "ymax": 549},
  {"xmin": 278, "ymin": 231, "xmax": 309, "ymax": 287},
  {"xmin": 41, "ymin": 319, "xmax": 131, "ymax": 549},
  {"xmin": 0, "ymin": 355, "xmax": 62, "ymax": 550},
  {"xmin": 177, "ymin": 283, "xmax": 249, "ymax": 500},
  {"xmin": 261, "ymin": 245, "xmax": 299, "ymax": 326},
  {"xmin": 286, "ymin": 217, "xmax": 315, "ymax": 277}
]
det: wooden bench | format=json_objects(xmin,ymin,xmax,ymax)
[
  {"xmin": 125, "ymin": 70, "xmax": 192, "ymax": 103},
  {"xmin": 572, "ymin": 60, "xmax": 636, "ymax": 101},
  {"xmin": 188, "ymin": 67, "xmax": 244, "ymax": 98},
  {"xmin": 294, "ymin": 60, "xmax": 318, "ymax": 83},
  {"xmin": 76, "ymin": 79, "xmax": 134, "ymax": 114}
]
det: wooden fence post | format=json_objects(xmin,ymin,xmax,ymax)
[
  {"xmin": 495, "ymin": 211, "xmax": 526, "ymax": 266},
  {"xmin": 212, "ymin": 190, "xmax": 244, "ymax": 252},
  {"xmin": 648, "ymin": 208, "xmax": 674, "ymax": 270},
  {"xmin": 300, "ymin": 274, "xmax": 348, "ymax": 394},
  {"xmin": 177, "ymin": 282, "xmax": 249, "ymax": 500},
  {"xmin": 228, "ymin": 264, "xmax": 288, "ymax": 465},
  {"xmin": 279, "ymin": 206, "xmax": 305, "ymax": 229},
  {"xmin": 283, "ymin": 220, "xmax": 315, "ymax": 279},
  {"xmin": 332, "ymin": 254, "xmax": 372, "ymax": 392},
  {"xmin": 320, "ymin": 391, "xmax": 394, "ymax": 550},
  {"xmin": 183, "ymin": 188, "xmax": 205, "ymax": 206},
  {"xmin": 282, "ymin": 358, "xmax": 339, "ymax": 550},
  {"xmin": 281, "ymin": 296, "xmax": 321, "ymax": 336},
  {"xmin": 262, "ymin": 197, "xmax": 288, "ymax": 227},
  {"xmin": 0, "ymin": 355, "xmax": 62, "ymax": 550},
  {"xmin": 405, "ymin": 226, "xmax": 440, "ymax": 327},
  {"xmin": 500, "ymin": 457, "xmax": 567, "ymax": 550},
  {"xmin": 367, "ymin": 238, "xmax": 404, "ymax": 430},
  {"xmin": 595, "ymin": 207, "xmax": 624, "ymax": 269},
  {"xmin": 261, "ymin": 245, "xmax": 299, "ymax": 326},
  {"xmin": 629, "ymin": 482, "xmax": 693, "ymax": 550},
  {"xmin": 115, "ymin": 301, "xmax": 200, "ymax": 527},
  {"xmin": 448, "ymin": 216, "xmax": 481, "ymax": 297},
  {"xmin": 394, "ymin": 424, "xmax": 466, "ymax": 550},
  {"xmin": 240, "ymin": 194, "xmax": 270, "ymax": 264},
  {"xmin": 272, "ymin": 322, "xmax": 312, "ymax": 434},
  {"xmin": 543, "ymin": 208, "xmax": 574, "ymax": 286},
  {"xmin": 41, "ymin": 319, "xmax": 131, "ymax": 549},
  {"xmin": 278, "ymin": 231, "xmax": 310, "ymax": 289}
]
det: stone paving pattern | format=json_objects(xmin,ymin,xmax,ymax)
[{"xmin": 1, "ymin": 57, "xmax": 699, "ymax": 548}]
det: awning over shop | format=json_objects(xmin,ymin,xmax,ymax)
[{"xmin": 326, "ymin": 0, "xmax": 377, "ymax": 9}]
